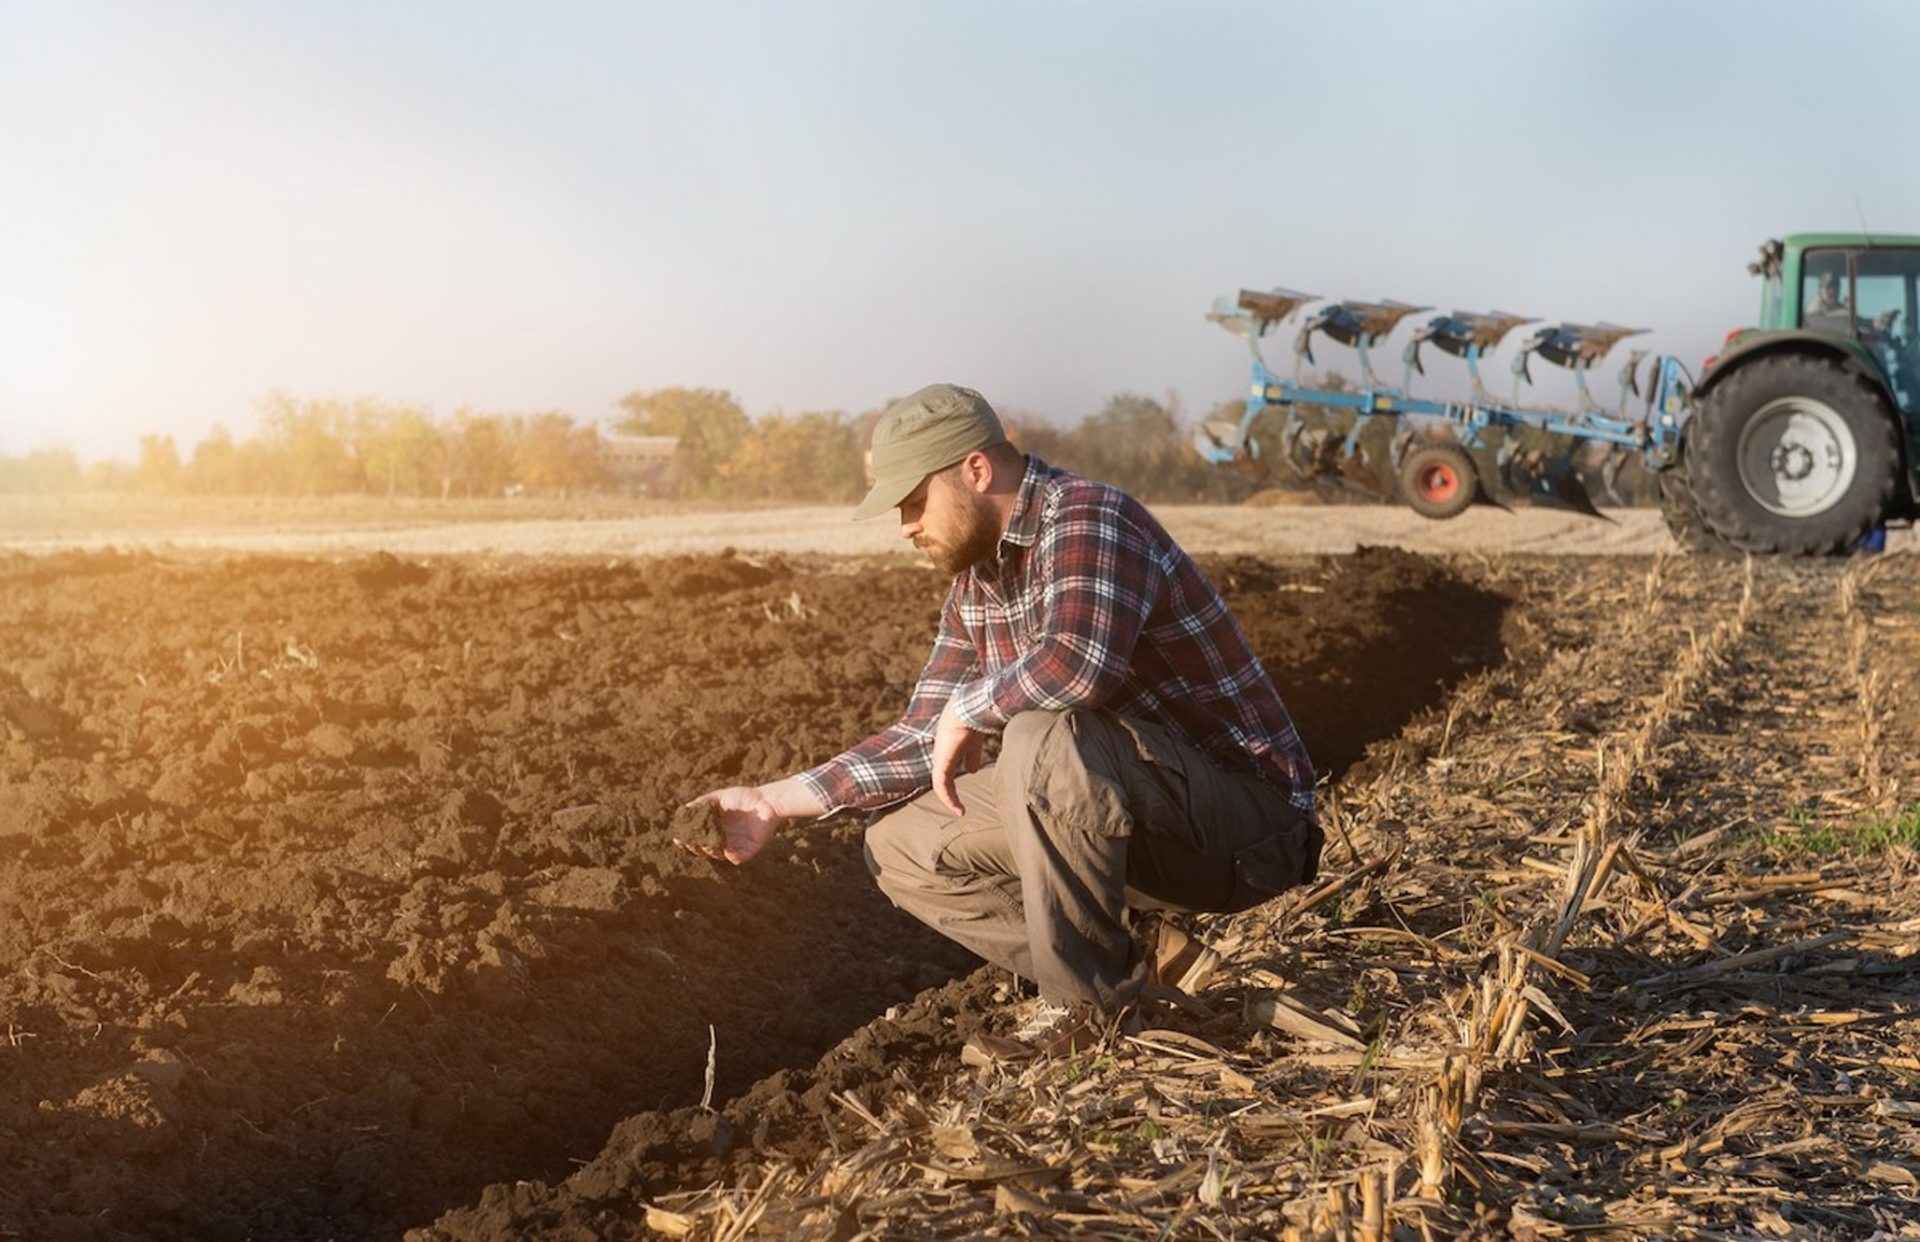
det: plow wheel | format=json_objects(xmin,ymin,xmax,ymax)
[{"xmin": 1399, "ymin": 442, "xmax": 1478, "ymax": 519}]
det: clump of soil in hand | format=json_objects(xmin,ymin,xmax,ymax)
[{"xmin": 670, "ymin": 801, "xmax": 727, "ymax": 853}]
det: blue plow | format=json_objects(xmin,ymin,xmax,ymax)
[{"xmin": 1198, "ymin": 290, "xmax": 1694, "ymax": 518}]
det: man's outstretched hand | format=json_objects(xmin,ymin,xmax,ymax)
[{"xmin": 682, "ymin": 777, "xmax": 825, "ymax": 866}]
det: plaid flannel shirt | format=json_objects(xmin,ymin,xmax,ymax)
[{"xmin": 799, "ymin": 457, "xmax": 1317, "ymax": 819}]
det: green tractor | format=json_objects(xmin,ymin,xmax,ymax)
[{"xmin": 1666, "ymin": 234, "xmax": 1920, "ymax": 554}]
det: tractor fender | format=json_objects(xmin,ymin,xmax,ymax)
[{"xmin": 1695, "ymin": 329, "xmax": 1890, "ymax": 401}]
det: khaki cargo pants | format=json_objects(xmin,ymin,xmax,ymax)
[{"xmin": 863, "ymin": 709, "xmax": 1321, "ymax": 1014}]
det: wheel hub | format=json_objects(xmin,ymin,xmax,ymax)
[
  {"xmin": 1417, "ymin": 463, "xmax": 1458, "ymax": 501},
  {"xmin": 1735, "ymin": 397, "xmax": 1857, "ymax": 518},
  {"xmin": 1770, "ymin": 441, "xmax": 1816, "ymax": 482}
]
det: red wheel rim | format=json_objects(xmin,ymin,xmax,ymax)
[{"xmin": 1416, "ymin": 462, "xmax": 1460, "ymax": 503}]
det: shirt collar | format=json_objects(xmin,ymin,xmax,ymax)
[{"xmin": 998, "ymin": 455, "xmax": 1049, "ymax": 552}]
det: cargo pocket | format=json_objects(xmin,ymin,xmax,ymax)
[
  {"xmin": 1023, "ymin": 712, "xmax": 1134, "ymax": 838},
  {"xmin": 1226, "ymin": 824, "xmax": 1316, "ymax": 912},
  {"xmin": 1117, "ymin": 718, "xmax": 1196, "ymax": 838}
]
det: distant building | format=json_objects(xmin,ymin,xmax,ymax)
[{"xmin": 602, "ymin": 433, "xmax": 682, "ymax": 496}]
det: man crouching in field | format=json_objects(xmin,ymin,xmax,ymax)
[{"xmin": 690, "ymin": 383, "xmax": 1321, "ymax": 1056}]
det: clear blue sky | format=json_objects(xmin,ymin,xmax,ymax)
[{"xmin": 4, "ymin": 0, "xmax": 1919, "ymax": 460}]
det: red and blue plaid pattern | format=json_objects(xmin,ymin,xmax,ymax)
[{"xmin": 800, "ymin": 458, "xmax": 1317, "ymax": 818}]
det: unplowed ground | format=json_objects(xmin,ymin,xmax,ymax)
[{"xmin": 2, "ymin": 543, "xmax": 1915, "ymax": 1240}]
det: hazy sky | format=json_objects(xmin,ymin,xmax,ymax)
[{"xmin": 5, "ymin": 1, "xmax": 1919, "ymax": 461}]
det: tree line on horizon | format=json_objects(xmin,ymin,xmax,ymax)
[{"xmin": 0, "ymin": 387, "xmax": 1252, "ymax": 505}]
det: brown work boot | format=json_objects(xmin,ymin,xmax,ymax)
[{"xmin": 1145, "ymin": 916, "xmax": 1222, "ymax": 995}]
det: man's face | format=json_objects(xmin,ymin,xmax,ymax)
[{"xmin": 898, "ymin": 464, "xmax": 998, "ymax": 575}]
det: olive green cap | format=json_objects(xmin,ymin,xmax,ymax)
[{"xmin": 853, "ymin": 383, "xmax": 1006, "ymax": 520}]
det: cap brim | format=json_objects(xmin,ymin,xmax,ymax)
[{"xmin": 851, "ymin": 472, "xmax": 921, "ymax": 521}]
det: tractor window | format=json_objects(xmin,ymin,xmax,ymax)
[
  {"xmin": 1855, "ymin": 249, "xmax": 1920, "ymax": 411},
  {"xmin": 1800, "ymin": 250, "xmax": 1852, "ymax": 333}
]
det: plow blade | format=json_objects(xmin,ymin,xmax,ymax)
[
  {"xmin": 1406, "ymin": 310, "xmax": 1536, "ymax": 401},
  {"xmin": 1193, "ymin": 416, "xmax": 1257, "ymax": 467},
  {"xmin": 1310, "ymin": 299, "xmax": 1430, "ymax": 350},
  {"xmin": 1337, "ymin": 448, "xmax": 1394, "ymax": 498},
  {"xmin": 1511, "ymin": 321, "xmax": 1648, "ymax": 394},
  {"xmin": 1279, "ymin": 422, "xmax": 1348, "ymax": 482},
  {"xmin": 1209, "ymin": 288, "xmax": 1318, "ymax": 337},
  {"xmin": 1276, "ymin": 421, "xmax": 1393, "ymax": 497},
  {"xmin": 1496, "ymin": 447, "xmax": 1609, "ymax": 519},
  {"xmin": 1417, "ymin": 310, "xmax": 1536, "ymax": 361},
  {"xmin": 1533, "ymin": 471, "xmax": 1609, "ymax": 519}
]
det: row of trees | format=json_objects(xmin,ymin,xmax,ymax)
[
  {"xmin": 130, "ymin": 396, "xmax": 612, "ymax": 500},
  {"xmin": 1, "ymin": 388, "xmax": 1254, "ymax": 503}
]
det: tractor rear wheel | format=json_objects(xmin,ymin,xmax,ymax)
[
  {"xmin": 1399, "ymin": 442, "xmax": 1478, "ymax": 519},
  {"xmin": 1686, "ymin": 353, "xmax": 1898, "ymax": 555}
]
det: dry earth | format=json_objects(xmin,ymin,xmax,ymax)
[{"xmin": 1, "ymin": 505, "xmax": 1916, "ymax": 1240}]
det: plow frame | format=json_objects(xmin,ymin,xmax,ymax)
[{"xmin": 1201, "ymin": 296, "xmax": 1694, "ymax": 504}]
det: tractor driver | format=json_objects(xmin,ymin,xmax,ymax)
[
  {"xmin": 687, "ymin": 383, "xmax": 1322, "ymax": 1057},
  {"xmin": 1806, "ymin": 269, "xmax": 1852, "ymax": 331},
  {"xmin": 1807, "ymin": 267, "xmax": 1901, "ymax": 340}
]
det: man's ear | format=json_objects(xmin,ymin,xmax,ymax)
[{"xmin": 959, "ymin": 450, "xmax": 995, "ymax": 493}]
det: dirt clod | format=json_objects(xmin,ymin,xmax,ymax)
[{"xmin": 669, "ymin": 801, "xmax": 728, "ymax": 853}]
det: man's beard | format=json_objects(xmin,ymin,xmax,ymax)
[{"xmin": 921, "ymin": 498, "xmax": 1000, "ymax": 576}]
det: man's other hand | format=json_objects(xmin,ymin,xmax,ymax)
[
  {"xmin": 931, "ymin": 700, "xmax": 986, "ymax": 817},
  {"xmin": 683, "ymin": 777, "xmax": 825, "ymax": 866}
]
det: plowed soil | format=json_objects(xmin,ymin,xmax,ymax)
[{"xmin": 0, "ymin": 544, "xmax": 1521, "ymax": 1240}]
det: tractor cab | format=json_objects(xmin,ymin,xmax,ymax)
[
  {"xmin": 1790, "ymin": 246, "xmax": 1920, "ymax": 412},
  {"xmin": 1722, "ymin": 234, "xmax": 1920, "ymax": 414}
]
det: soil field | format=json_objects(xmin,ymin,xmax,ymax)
[{"xmin": 3, "ymin": 542, "xmax": 1916, "ymax": 1240}]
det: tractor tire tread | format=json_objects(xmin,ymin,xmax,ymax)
[{"xmin": 1657, "ymin": 461, "xmax": 1741, "ymax": 558}]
